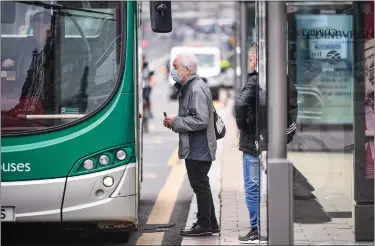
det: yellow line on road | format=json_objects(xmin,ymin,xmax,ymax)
[
  {"xmin": 136, "ymin": 163, "xmax": 186, "ymax": 245},
  {"xmin": 136, "ymin": 99, "xmax": 226, "ymax": 244},
  {"xmin": 168, "ymin": 147, "xmax": 180, "ymax": 166},
  {"xmin": 213, "ymin": 100, "xmax": 223, "ymax": 108},
  {"xmin": 155, "ymin": 136, "xmax": 163, "ymax": 144}
]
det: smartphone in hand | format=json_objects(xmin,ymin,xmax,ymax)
[{"xmin": 163, "ymin": 112, "xmax": 172, "ymax": 129}]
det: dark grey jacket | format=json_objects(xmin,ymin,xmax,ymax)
[
  {"xmin": 234, "ymin": 71, "xmax": 259, "ymax": 155},
  {"xmin": 172, "ymin": 75, "xmax": 217, "ymax": 161},
  {"xmin": 234, "ymin": 72, "xmax": 298, "ymax": 155}
]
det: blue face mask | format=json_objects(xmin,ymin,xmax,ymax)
[{"xmin": 171, "ymin": 68, "xmax": 182, "ymax": 83}]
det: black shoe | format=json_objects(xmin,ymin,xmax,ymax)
[
  {"xmin": 180, "ymin": 223, "xmax": 212, "ymax": 237},
  {"xmin": 212, "ymin": 224, "xmax": 220, "ymax": 234},
  {"xmin": 238, "ymin": 230, "xmax": 259, "ymax": 244}
]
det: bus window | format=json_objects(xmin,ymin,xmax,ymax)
[
  {"xmin": 1, "ymin": 4, "xmax": 44, "ymax": 35},
  {"xmin": 64, "ymin": 8, "xmax": 114, "ymax": 37},
  {"xmin": 1, "ymin": 1, "xmax": 125, "ymax": 134}
]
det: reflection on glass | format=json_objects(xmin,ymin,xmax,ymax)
[
  {"xmin": 364, "ymin": 1, "xmax": 374, "ymax": 179},
  {"xmin": 64, "ymin": 9, "xmax": 114, "ymax": 37},
  {"xmin": 287, "ymin": 2, "xmax": 358, "ymax": 244},
  {"xmin": 1, "ymin": 1, "xmax": 123, "ymax": 134},
  {"xmin": 295, "ymin": 14, "xmax": 353, "ymax": 125},
  {"xmin": 256, "ymin": 1, "xmax": 267, "ymax": 242}
]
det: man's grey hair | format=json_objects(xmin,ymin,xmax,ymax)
[
  {"xmin": 176, "ymin": 53, "xmax": 198, "ymax": 74},
  {"xmin": 248, "ymin": 42, "xmax": 257, "ymax": 57}
]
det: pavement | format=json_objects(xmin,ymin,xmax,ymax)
[
  {"xmin": 180, "ymin": 100, "xmax": 373, "ymax": 246},
  {"xmin": 129, "ymin": 35, "xmax": 232, "ymax": 246}
]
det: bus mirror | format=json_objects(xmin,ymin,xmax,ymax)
[
  {"xmin": 149, "ymin": 1, "xmax": 172, "ymax": 33},
  {"xmin": 1, "ymin": 1, "xmax": 16, "ymax": 24}
]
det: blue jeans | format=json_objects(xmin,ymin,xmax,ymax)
[{"xmin": 242, "ymin": 152, "xmax": 260, "ymax": 231}]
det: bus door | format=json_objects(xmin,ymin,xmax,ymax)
[{"xmin": 135, "ymin": 1, "xmax": 143, "ymax": 221}]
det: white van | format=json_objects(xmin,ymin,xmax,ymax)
[{"xmin": 168, "ymin": 46, "xmax": 221, "ymax": 100}]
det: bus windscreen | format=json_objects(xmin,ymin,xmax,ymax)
[{"xmin": 1, "ymin": 1, "xmax": 125, "ymax": 134}]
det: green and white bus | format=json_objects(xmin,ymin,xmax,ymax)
[{"xmin": 1, "ymin": 0, "xmax": 172, "ymax": 240}]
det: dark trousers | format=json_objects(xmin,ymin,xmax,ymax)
[{"xmin": 185, "ymin": 159, "xmax": 218, "ymax": 229}]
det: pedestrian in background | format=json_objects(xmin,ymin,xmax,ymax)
[
  {"xmin": 142, "ymin": 55, "xmax": 156, "ymax": 119},
  {"xmin": 163, "ymin": 53, "xmax": 220, "ymax": 237},
  {"xmin": 234, "ymin": 42, "xmax": 298, "ymax": 244},
  {"xmin": 234, "ymin": 42, "xmax": 262, "ymax": 244}
]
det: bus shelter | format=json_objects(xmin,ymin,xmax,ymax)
[{"xmin": 235, "ymin": 1, "xmax": 374, "ymax": 244}]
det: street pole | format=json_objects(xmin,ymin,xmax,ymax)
[
  {"xmin": 240, "ymin": 1, "xmax": 248, "ymax": 90},
  {"xmin": 266, "ymin": 2, "xmax": 294, "ymax": 245},
  {"xmin": 234, "ymin": 2, "xmax": 241, "ymax": 98}
]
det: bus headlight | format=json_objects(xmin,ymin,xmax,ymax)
[
  {"xmin": 116, "ymin": 150, "xmax": 127, "ymax": 160},
  {"xmin": 103, "ymin": 176, "xmax": 114, "ymax": 187},
  {"xmin": 83, "ymin": 159, "xmax": 94, "ymax": 170},
  {"xmin": 99, "ymin": 155, "xmax": 110, "ymax": 165}
]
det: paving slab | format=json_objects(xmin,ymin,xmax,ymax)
[{"xmin": 182, "ymin": 99, "xmax": 372, "ymax": 245}]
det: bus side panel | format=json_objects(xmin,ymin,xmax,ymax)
[
  {"xmin": 1, "ymin": 93, "xmax": 135, "ymax": 181},
  {"xmin": 62, "ymin": 163, "xmax": 137, "ymax": 223}
]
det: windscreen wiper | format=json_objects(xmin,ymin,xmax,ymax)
[{"xmin": 17, "ymin": 1, "xmax": 113, "ymax": 16}]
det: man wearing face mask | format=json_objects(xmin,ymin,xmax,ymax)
[{"xmin": 163, "ymin": 54, "xmax": 219, "ymax": 237}]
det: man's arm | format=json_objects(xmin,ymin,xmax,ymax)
[
  {"xmin": 234, "ymin": 76, "xmax": 257, "ymax": 130},
  {"xmin": 173, "ymin": 88, "xmax": 209, "ymax": 132}
]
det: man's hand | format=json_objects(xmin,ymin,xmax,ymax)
[
  {"xmin": 2, "ymin": 58, "xmax": 15, "ymax": 68},
  {"xmin": 163, "ymin": 116, "xmax": 174, "ymax": 129}
]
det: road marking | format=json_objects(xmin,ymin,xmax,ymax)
[
  {"xmin": 213, "ymin": 100, "xmax": 223, "ymax": 108},
  {"xmin": 136, "ymin": 161, "xmax": 186, "ymax": 245},
  {"xmin": 155, "ymin": 136, "xmax": 163, "ymax": 144},
  {"xmin": 143, "ymin": 172, "xmax": 158, "ymax": 179},
  {"xmin": 136, "ymin": 98, "xmax": 226, "ymax": 244},
  {"xmin": 168, "ymin": 147, "xmax": 181, "ymax": 166}
]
